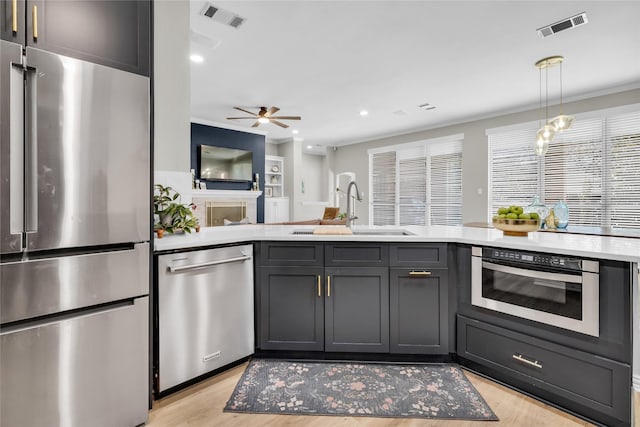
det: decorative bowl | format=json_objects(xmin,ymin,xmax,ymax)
[{"xmin": 492, "ymin": 218, "xmax": 541, "ymax": 236}]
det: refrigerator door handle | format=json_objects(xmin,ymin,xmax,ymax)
[
  {"xmin": 9, "ymin": 62, "xmax": 24, "ymax": 236},
  {"xmin": 24, "ymin": 66, "xmax": 38, "ymax": 233}
]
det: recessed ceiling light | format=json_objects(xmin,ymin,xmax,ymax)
[
  {"xmin": 307, "ymin": 145, "xmax": 312, "ymax": 149},
  {"xmin": 292, "ymin": 129, "xmax": 299, "ymax": 134},
  {"xmin": 190, "ymin": 54, "xmax": 204, "ymax": 63},
  {"xmin": 360, "ymin": 110, "xmax": 369, "ymax": 116}
]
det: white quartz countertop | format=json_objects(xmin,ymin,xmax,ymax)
[{"xmin": 153, "ymin": 224, "xmax": 640, "ymax": 263}]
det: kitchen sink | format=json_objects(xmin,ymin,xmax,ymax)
[
  {"xmin": 290, "ymin": 229, "xmax": 414, "ymax": 236},
  {"xmin": 352, "ymin": 229, "xmax": 414, "ymax": 236}
]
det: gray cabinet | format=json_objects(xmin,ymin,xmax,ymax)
[
  {"xmin": 389, "ymin": 268, "xmax": 448, "ymax": 354},
  {"xmin": 324, "ymin": 267, "xmax": 389, "ymax": 353},
  {"xmin": 259, "ymin": 266, "xmax": 324, "ymax": 351},
  {"xmin": 389, "ymin": 243, "xmax": 449, "ymax": 354},
  {"xmin": 2, "ymin": 0, "xmax": 150, "ymax": 76},
  {"xmin": 457, "ymin": 315, "xmax": 631, "ymax": 426},
  {"xmin": 257, "ymin": 242, "xmax": 450, "ymax": 355},
  {"xmin": 257, "ymin": 242, "xmax": 324, "ymax": 351}
]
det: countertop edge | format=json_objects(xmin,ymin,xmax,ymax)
[{"xmin": 153, "ymin": 225, "xmax": 640, "ymax": 263}]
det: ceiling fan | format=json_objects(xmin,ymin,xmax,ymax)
[{"xmin": 226, "ymin": 106, "xmax": 301, "ymax": 128}]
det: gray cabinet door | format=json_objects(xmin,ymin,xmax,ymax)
[
  {"xmin": 389, "ymin": 268, "xmax": 449, "ymax": 354},
  {"xmin": 25, "ymin": 0, "xmax": 150, "ymax": 75},
  {"xmin": 1, "ymin": 0, "xmax": 25, "ymax": 44},
  {"xmin": 324, "ymin": 267, "xmax": 389, "ymax": 353},
  {"xmin": 259, "ymin": 266, "xmax": 324, "ymax": 351}
]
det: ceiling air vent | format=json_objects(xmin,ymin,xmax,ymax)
[
  {"xmin": 200, "ymin": 3, "xmax": 246, "ymax": 29},
  {"xmin": 537, "ymin": 12, "xmax": 588, "ymax": 38},
  {"xmin": 418, "ymin": 103, "xmax": 436, "ymax": 111}
]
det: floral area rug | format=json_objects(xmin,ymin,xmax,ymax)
[{"xmin": 224, "ymin": 359, "xmax": 498, "ymax": 420}]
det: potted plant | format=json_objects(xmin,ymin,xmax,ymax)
[{"xmin": 154, "ymin": 184, "xmax": 200, "ymax": 238}]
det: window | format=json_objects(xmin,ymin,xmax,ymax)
[
  {"xmin": 369, "ymin": 135, "xmax": 463, "ymax": 226},
  {"xmin": 488, "ymin": 108, "xmax": 640, "ymax": 228}
]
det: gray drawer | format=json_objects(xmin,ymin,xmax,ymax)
[
  {"xmin": 457, "ymin": 315, "xmax": 631, "ymax": 424},
  {"xmin": 325, "ymin": 243, "xmax": 389, "ymax": 267},
  {"xmin": 390, "ymin": 243, "xmax": 447, "ymax": 268},
  {"xmin": 260, "ymin": 242, "xmax": 324, "ymax": 266}
]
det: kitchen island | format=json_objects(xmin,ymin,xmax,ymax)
[{"xmin": 155, "ymin": 225, "xmax": 640, "ymax": 425}]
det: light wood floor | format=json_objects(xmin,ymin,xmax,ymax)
[{"xmin": 146, "ymin": 361, "xmax": 634, "ymax": 427}]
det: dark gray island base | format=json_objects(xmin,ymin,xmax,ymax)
[
  {"xmin": 154, "ymin": 226, "xmax": 639, "ymax": 427},
  {"xmin": 253, "ymin": 241, "xmax": 633, "ymax": 427}
]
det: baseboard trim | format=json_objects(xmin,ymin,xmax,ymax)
[{"xmin": 633, "ymin": 374, "xmax": 640, "ymax": 392}]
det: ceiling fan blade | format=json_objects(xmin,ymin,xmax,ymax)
[
  {"xmin": 265, "ymin": 106, "xmax": 280, "ymax": 117},
  {"xmin": 251, "ymin": 121, "xmax": 261, "ymax": 127},
  {"xmin": 234, "ymin": 107, "xmax": 258, "ymax": 116},
  {"xmin": 269, "ymin": 116, "xmax": 301, "ymax": 120},
  {"xmin": 270, "ymin": 119, "xmax": 289, "ymax": 128},
  {"xmin": 226, "ymin": 116, "xmax": 258, "ymax": 120}
]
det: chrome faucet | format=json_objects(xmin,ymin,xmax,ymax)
[{"xmin": 346, "ymin": 181, "xmax": 363, "ymax": 228}]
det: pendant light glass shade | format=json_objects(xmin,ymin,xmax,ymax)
[
  {"xmin": 534, "ymin": 124, "xmax": 555, "ymax": 155},
  {"xmin": 550, "ymin": 114, "xmax": 574, "ymax": 132}
]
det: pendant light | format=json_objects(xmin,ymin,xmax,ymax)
[{"xmin": 534, "ymin": 55, "xmax": 573, "ymax": 155}]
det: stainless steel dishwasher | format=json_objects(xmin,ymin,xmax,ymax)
[{"xmin": 157, "ymin": 244, "xmax": 254, "ymax": 393}]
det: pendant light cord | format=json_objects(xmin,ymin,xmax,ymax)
[{"xmin": 545, "ymin": 65, "xmax": 549, "ymax": 124}]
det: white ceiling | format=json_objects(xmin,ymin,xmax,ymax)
[{"xmin": 189, "ymin": 1, "xmax": 640, "ymax": 152}]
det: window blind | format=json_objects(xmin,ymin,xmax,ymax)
[
  {"xmin": 371, "ymin": 151, "xmax": 396, "ymax": 226},
  {"xmin": 430, "ymin": 142, "xmax": 463, "ymax": 225},
  {"xmin": 607, "ymin": 112, "xmax": 640, "ymax": 229},
  {"xmin": 370, "ymin": 137, "xmax": 462, "ymax": 226},
  {"xmin": 488, "ymin": 126, "xmax": 540, "ymax": 219},
  {"xmin": 488, "ymin": 109, "xmax": 640, "ymax": 228}
]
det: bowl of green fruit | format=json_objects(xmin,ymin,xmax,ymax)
[{"xmin": 493, "ymin": 205, "xmax": 541, "ymax": 236}]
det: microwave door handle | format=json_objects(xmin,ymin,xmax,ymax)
[{"xmin": 482, "ymin": 261, "xmax": 583, "ymax": 284}]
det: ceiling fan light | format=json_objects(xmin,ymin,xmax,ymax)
[
  {"xmin": 550, "ymin": 114, "xmax": 574, "ymax": 132},
  {"xmin": 258, "ymin": 117, "xmax": 270, "ymax": 124}
]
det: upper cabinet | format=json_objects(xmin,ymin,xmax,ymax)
[{"xmin": 2, "ymin": 0, "xmax": 150, "ymax": 76}]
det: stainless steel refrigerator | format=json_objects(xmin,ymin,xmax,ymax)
[{"xmin": 1, "ymin": 40, "xmax": 150, "ymax": 427}]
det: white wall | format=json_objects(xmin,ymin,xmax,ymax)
[
  {"xmin": 332, "ymin": 89, "xmax": 640, "ymax": 225},
  {"xmin": 154, "ymin": 0, "xmax": 190, "ymax": 172}
]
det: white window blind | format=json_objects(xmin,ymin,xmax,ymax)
[
  {"xmin": 488, "ymin": 125, "xmax": 540, "ymax": 218},
  {"xmin": 608, "ymin": 112, "xmax": 640, "ymax": 229},
  {"xmin": 430, "ymin": 143, "xmax": 463, "ymax": 225},
  {"xmin": 488, "ymin": 109, "xmax": 640, "ymax": 228},
  {"xmin": 543, "ymin": 118, "xmax": 604, "ymax": 227},
  {"xmin": 370, "ymin": 138, "xmax": 462, "ymax": 226},
  {"xmin": 371, "ymin": 151, "xmax": 396, "ymax": 226}
]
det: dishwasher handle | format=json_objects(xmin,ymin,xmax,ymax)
[{"xmin": 168, "ymin": 255, "xmax": 252, "ymax": 273}]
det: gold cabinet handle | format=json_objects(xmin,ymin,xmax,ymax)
[
  {"xmin": 327, "ymin": 276, "xmax": 331, "ymax": 297},
  {"xmin": 409, "ymin": 271, "xmax": 432, "ymax": 277},
  {"xmin": 512, "ymin": 354, "xmax": 543, "ymax": 369},
  {"xmin": 317, "ymin": 275, "xmax": 321, "ymax": 297},
  {"xmin": 32, "ymin": 5, "xmax": 38, "ymax": 39},
  {"xmin": 12, "ymin": 0, "xmax": 18, "ymax": 32}
]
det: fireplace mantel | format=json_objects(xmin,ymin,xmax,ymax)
[{"xmin": 191, "ymin": 189, "xmax": 263, "ymax": 199}]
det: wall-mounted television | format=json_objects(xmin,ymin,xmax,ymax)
[{"xmin": 199, "ymin": 145, "xmax": 253, "ymax": 182}]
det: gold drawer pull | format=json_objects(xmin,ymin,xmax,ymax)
[
  {"xmin": 32, "ymin": 5, "xmax": 38, "ymax": 39},
  {"xmin": 12, "ymin": 0, "xmax": 18, "ymax": 32},
  {"xmin": 409, "ymin": 271, "xmax": 431, "ymax": 277},
  {"xmin": 327, "ymin": 276, "xmax": 331, "ymax": 297},
  {"xmin": 317, "ymin": 275, "xmax": 321, "ymax": 297},
  {"xmin": 512, "ymin": 354, "xmax": 543, "ymax": 369}
]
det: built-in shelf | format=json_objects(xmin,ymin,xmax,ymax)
[{"xmin": 265, "ymin": 155, "xmax": 285, "ymax": 198}]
